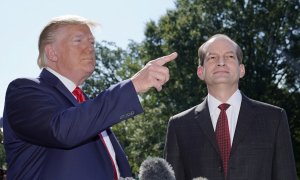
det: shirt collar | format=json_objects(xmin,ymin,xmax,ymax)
[
  {"xmin": 45, "ymin": 67, "xmax": 76, "ymax": 93},
  {"xmin": 207, "ymin": 89, "xmax": 242, "ymax": 112}
]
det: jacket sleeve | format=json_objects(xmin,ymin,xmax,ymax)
[
  {"xmin": 272, "ymin": 109, "xmax": 297, "ymax": 180},
  {"xmin": 5, "ymin": 78, "xmax": 143, "ymax": 149}
]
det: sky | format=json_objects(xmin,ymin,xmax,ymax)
[{"xmin": 0, "ymin": 0, "xmax": 176, "ymax": 116}]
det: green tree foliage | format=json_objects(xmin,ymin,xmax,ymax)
[
  {"xmin": 84, "ymin": 0, "xmax": 300, "ymax": 176},
  {"xmin": 0, "ymin": 118, "xmax": 7, "ymax": 171},
  {"xmin": 0, "ymin": 130, "xmax": 6, "ymax": 170}
]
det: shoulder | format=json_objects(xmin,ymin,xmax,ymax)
[
  {"xmin": 169, "ymin": 99, "xmax": 207, "ymax": 124},
  {"xmin": 5, "ymin": 77, "xmax": 52, "ymax": 101},
  {"xmin": 7, "ymin": 77, "xmax": 42, "ymax": 92},
  {"xmin": 6, "ymin": 74, "xmax": 56, "ymax": 98},
  {"xmin": 243, "ymin": 95, "xmax": 284, "ymax": 112},
  {"xmin": 171, "ymin": 105, "xmax": 198, "ymax": 120},
  {"xmin": 7, "ymin": 69, "xmax": 60, "ymax": 91},
  {"xmin": 242, "ymin": 95, "xmax": 287, "ymax": 125}
]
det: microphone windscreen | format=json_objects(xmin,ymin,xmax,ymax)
[
  {"xmin": 119, "ymin": 177, "xmax": 136, "ymax": 180},
  {"xmin": 138, "ymin": 157, "xmax": 175, "ymax": 180},
  {"xmin": 193, "ymin": 177, "xmax": 209, "ymax": 180}
]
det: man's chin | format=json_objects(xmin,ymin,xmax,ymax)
[
  {"xmin": 210, "ymin": 79, "xmax": 233, "ymax": 85},
  {"xmin": 84, "ymin": 61, "xmax": 96, "ymax": 70},
  {"xmin": 82, "ymin": 65, "xmax": 95, "ymax": 75}
]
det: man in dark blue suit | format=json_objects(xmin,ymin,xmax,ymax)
[{"xmin": 3, "ymin": 15, "xmax": 177, "ymax": 180}]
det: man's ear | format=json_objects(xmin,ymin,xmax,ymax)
[
  {"xmin": 197, "ymin": 66, "xmax": 205, "ymax": 80},
  {"xmin": 239, "ymin": 64, "xmax": 245, "ymax": 78},
  {"xmin": 44, "ymin": 44, "xmax": 57, "ymax": 62}
]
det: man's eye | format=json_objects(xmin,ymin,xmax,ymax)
[{"xmin": 226, "ymin": 55, "xmax": 234, "ymax": 59}]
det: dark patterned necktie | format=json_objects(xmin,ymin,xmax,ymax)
[
  {"xmin": 72, "ymin": 87, "xmax": 118, "ymax": 180},
  {"xmin": 215, "ymin": 103, "xmax": 231, "ymax": 179}
]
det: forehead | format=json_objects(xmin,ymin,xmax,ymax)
[
  {"xmin": 205, "ymin": 37, "xmax": 236, "ymax": 54},
  {"xmin": 55, "ymin": 24, "xmax": 94, "ymax": 39}
]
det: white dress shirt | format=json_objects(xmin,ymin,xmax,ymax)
[
  {"xmin": 207, "ymin": 90, "xmax": 242, "ymax": 145},
  {"xmin": 46, "ymin": 67, "xmax": 120, "ymax": 178}
]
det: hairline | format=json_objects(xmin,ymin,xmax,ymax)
[{"xmin": 198, "ymin": 34, "xmax": 243, "ymax": 66}]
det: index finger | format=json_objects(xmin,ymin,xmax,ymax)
[{"xmin": 154, "ymin": 52, "xmax": 178, "ymax": 66}]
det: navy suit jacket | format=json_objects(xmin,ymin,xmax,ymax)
[
  {"xmin": 3, "ymin": 69, "xmax": 144, "ymax": 180},
  {"xmin": 164, "ymin": 94, "xmax": 297, "ymax": 180}
]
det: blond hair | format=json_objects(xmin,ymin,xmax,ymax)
[{"xmin": 37, "ymin": 15, "xmax": 98, "ymax": 68}]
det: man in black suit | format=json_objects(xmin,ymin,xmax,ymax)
[
  {"xmin": 164, "ymin": 34, "xmax": 297, "ymax": 180},
  {"xmin": 3, "ymin": 15, "xmax": 177, "ymax": 180}
]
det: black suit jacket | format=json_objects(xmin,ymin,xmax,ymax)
[
  {"xmin": 164, "ymin": 94, "xmax": 297, "ymax": 180},
  {"xmin": 3, "ymin": 69, "xmax": 144, "ymax": 180}
]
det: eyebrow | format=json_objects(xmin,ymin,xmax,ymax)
[
  {"xmin": 224, "ymin": 51, "xmax": 235, "ymax": 54},
  {"xmin": 207, "ymin": 51, "xmax": 235, "ymax": 55},
  {"xmin": 73, "ymin": 34, "xmax": 95, "ymax": 40}
]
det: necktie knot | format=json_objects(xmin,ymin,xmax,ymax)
[
  {"xmin": 72, "ymin": 87, "xmax": 86, "ymax": 102},
  {"xmin": 218, "ymin": 103, "xmax": 230, "ymax": 111}
]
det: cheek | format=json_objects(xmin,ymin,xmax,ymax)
[{"xmin": 84, "ymin": 60, "xmax": 96, "ymax": 73}]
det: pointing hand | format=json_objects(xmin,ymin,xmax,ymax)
[{"xmin": 131, "ymin": 52, "xmax": 178, "ymax": 93}]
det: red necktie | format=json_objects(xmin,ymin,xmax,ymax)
[
  {"xmin": 72, "ymin": 87, "xmax": 118, "ymax": 180},
  {"xmin": 72, "ymin": 87, "xmax": 86, "ymax": 102},
  {"xmin": 215, "ymin": 103, "xmax": 231, "ymax": 179},
  {"xmin": 99, "ymin": 133, "xmax": 118, "ymax": 180}
]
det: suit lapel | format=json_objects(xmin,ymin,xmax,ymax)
[
  {"xmin": 107, "ymin": 129, "xmax": 132, "ymax": 177},
  {"xmin": 39, "ymin": 69, "xmax": 78, "ymax": 106},
  {"xmin": 194, "ymin": 95, "xmax": 257, "ymax": 157},
  {"xmin": 231, "ymin": 95, "xmax": 256, "ymax": 154},
  {"xmin": 194, "ymin": 98, "xmax": 220, "ymax": 155}
]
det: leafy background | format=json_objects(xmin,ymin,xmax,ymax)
[{"xmin": 1, "ymin": 0, "xmax": 299, "ymax": 178}]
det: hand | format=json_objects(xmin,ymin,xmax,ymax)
[{"xmin": 131, "ymin": 52, "xmax": 178, "ymax": 93}]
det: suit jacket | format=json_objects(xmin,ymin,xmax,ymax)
[
  {"xmin": 164, "ymin": 94, "xmax": 297, "ymax": 180},
  {"xmin": 3, "ymin": 69, "xmax": 144, "ymax": 180}
]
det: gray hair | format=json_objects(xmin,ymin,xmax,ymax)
[
  {"xmin": 37, "ymin": 15, "xmax": 98, "ymax": 68},
  {"xmin": 198, "ymin": 34, "xmax": 243, "ymax": 66}
]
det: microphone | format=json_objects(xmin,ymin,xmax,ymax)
[
  {"xmin": 119, "ymin": 177, "xmax": 136, "ymax": 180},
  {"xmin": 138, "ymin": 157, "xmax": 175, "ymax": 180},
  {"xmin": 193, "ymin": 177, "xmax": 208, "ymax": 180}
]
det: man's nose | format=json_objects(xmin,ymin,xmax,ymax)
[{"xmin": 217, "ymin": 57, "xmax": 225, "ymax": 66}]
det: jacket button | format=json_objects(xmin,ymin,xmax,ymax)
[{"xmin": 218, "ymin": 166, "xmax": 222, "ymax": 172}]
